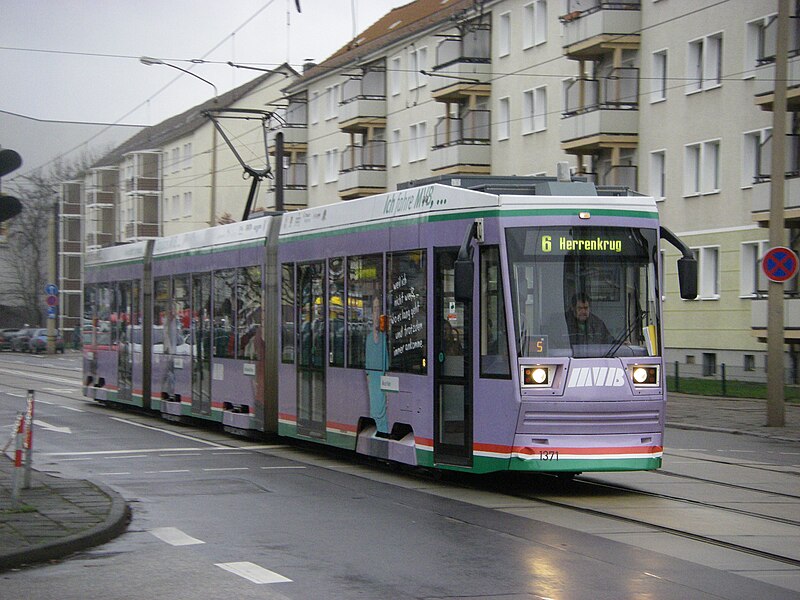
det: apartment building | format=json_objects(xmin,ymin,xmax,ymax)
[
  {"xmin": 261, "ymin": 0, "xmax": 795, "ymax": 380},
  {"xmin": 55, "ymin": 65, "xmax": 298, "ymax": 331},
  {"xmin": 51, "ymin": 0, "xmax": 796, "ymax": 379}
]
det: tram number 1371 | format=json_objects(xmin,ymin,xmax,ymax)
[{"xmin": 539, "ymin": 450, "xmax": 560, "ymax": 461}]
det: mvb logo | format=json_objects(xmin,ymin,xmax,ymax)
[{"xmin": 567, "ymin": 367, "xmax": 626, "ymax": 388}]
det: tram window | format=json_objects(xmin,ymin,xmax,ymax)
[
  {"xmin": 281, "ymin": 263, "xmax": 295, "ymax": 363},
  {"xmin": 97, "ymin": 284, "xmax": 112, "ymax": 346},
  {"xmin": 115, "ymin": 281, "xmax": 132, "ymax": 346},
  {"xmin": 213, "ymin": 269, "xmax": 236, "ymax": 359},
  {"xmin": 346, "ymin": 253, "xmax": 383, "ymax": 369},
  {"xmin": 237, "ymin": 266, "xmax": 262, "ymax": 360},
  {"xmin": 153, "ymin": 278, "xmax": 170, "ymax": 354},
  {"xmin": 83, "ymin": 284, "xmax": 96, "ymax": 346},
  {"xmin": 480, "ymin": 247, "xmax": 511, "ymax": 378},
  {"xmin": 329, "ymin": 257, "xmax": 345, "ymax": 367},
  {"xmin": 388, "ymin": 249, "xmax": 427, "ymax": 375},
  {"xmin": 173, "ymin": 276, "xmax": 190, "ymax": 350}
]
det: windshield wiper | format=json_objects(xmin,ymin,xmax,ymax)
[{"xmin": 604, "ymin": 311, "xmax": 646, "ymax": 358}]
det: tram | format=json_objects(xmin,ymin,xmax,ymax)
[{"xmin": 83, "ymin": 174, "xmax": 696, "ymax": 474}]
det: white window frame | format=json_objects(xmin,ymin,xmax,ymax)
[
  {"xmin": 693, "ymin": 246, "xmax": 721, "ymax": 300},
  {"xmin": 408, "ymin": 122, "xmax": 428, "ymax": 163},
  {"xmin": 523, "ymin": 1, "xmax": 548, "ymax": 49},
  {"xmin": 408, "ymin": 47, "xmax": 428, "ymax": 91},
  {"xmin": 701, "ymin": 139, "xmax": 721, "ymax": 194},
  {"xmin": 740, "ymin": 240, "xmax": 769, "ymax": 298},
  {"xmin": 497, "ymin": 97, "xmax": 510, "ymax": 141},
  {"xmin": 309, "ymin": 153, "xmax": 319, "ymax": 187},
  {"xmin": 745, "ymin": 15, "xmax": 776, "ymax": 77},
  {"xmin": 742, "ymin": 128, "xmax": 771, "ymax": 188},
  {"xmin": 310, "ymin": 91, "xmax": 319, "ymax": 125},
  {"xmin": 390, "ymin": 129, "xmax": 402, "ymax": 167},
  {"xmin": 498, "ymin": 12, "xmax": 511, "ymax": 57},
  {"xmin": 523, "ymin": 86, "xmax": 547, "ymax": 134},
  {"xmin": 686, "ymin": 33, "xmax": 723, "ymax": 94},
  {"xmin": 325, "ymin": 84, "xmax": 340, "ymax": 121},
  {"xmin": 651, "ymin": 49, "xmax": 667, "ymax": 103},
  {"xmin": 183, "ymin": 143, "xmax": 192, "ymax": 170},
  {"xmin": 183, "ymin": 191, "xmax": 192, "ymax": 218},
  {"xmin": 650, "ymin": 149, "xmax": 666, "ymax": 201},
  {"xmin": 324, "ymin": 149, "xmax": 339, "ymax": 183},
  {"xmin": 390, "ymin": 56, "xmax": 402, "ymax": 96}
]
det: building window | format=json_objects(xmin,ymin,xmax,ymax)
[
  {"xmin": 324, "ymin": 149, "xmax": 339, "ymax": 183},
  {"xmin": 651, "ymin": 49, "xmax": 667, "ymax": 102},
  {"xmin": 742, "ymin": 128, "xmax": 770, "ymax": 187},
  {"xmin": 498, "ymin": 12, "xmax": 511, "ymax": 57},
  {"xmin": 693, "ymin": 246, "xmax": 720, "ymax": 300},
  {"xmin": 409, "ymin": 122, "xmax": 428, "ymax": 162},
  {"xmin": 684, "ymin": 140, "xmax": 720, "ymax": 196},
  {"xmin": 497, "ymin": 97, "xmax": 510, "ymax": 141},
  {"xmin": 325, "ymin": 84, "xmax": 340, "ymax": 120},
  {"xmin": 183, "ymin": 143, "xmax": 192, "ymax": 170},
  {"xmin": 309, "ymin": 154, "xmax": 319, "ymax": 187},
  {"xmin": 702, "ymin": 352, "xmax": 717, "ymax": 376},
  {"xmin": 523, "ymin": 86, "xmax": 547, "ymax": 133},
  {"xmin": 390, "ymin": 56, "xmax": 402, "ymax": 96},
  {"xmin": 744, "ymin": 354, "xmax": 756, "ymax": 371},
  {"xmin": 310, "ymin": 91, "xmax": 319, "ymax": 124},
  {"xmin": 650, "ymin": 150, "xmax": 666, "ymax": 201},
  {"xmin": 740, "ymin": 240, "xmax": 768, "ymax": 297},
  {"xmin": 687, "ymin": 33, "xmax": 723, "ymax": 94},
  {"xmin": 171, "ymin": 148, "xmax": 180, "ymax": 174},
  {"xmin": 408, "ymin": 47, "xmax": 428, "ymax": 90},
  {"xmin": 183, "ymin": 192, "xmax": 192, "ymax": 218},
  {"xmin": 391, "ymin": 129, "xmax": 402, "ymax": 167},
  {"xmin": 523, "ymin": 1, "xmax": 547, "ymax": 49},
  {"xmin": 745, "ymin": 15, "xmax": 775, "ymax": 75}
]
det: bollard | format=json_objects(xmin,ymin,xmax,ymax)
[
  {"xmin": 23, "ymin": 390, "xmax": 34, "ymax": 489},
  {"xmin": 721, "ymin": 363, "xmax": 727, "ymax": 397},
  {"xmin": 674, "ymin": 360, "xmax": 680, "ymax": 392},
  {"xmin": 11, "ymin": 414, "xmax": 25, "ymax": 508}
]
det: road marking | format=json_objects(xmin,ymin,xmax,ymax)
[
  {"xmin": 36, "ymin": 399, "xmax": 85, "ymax": 413},
  {"xmin": 160, "ymin": 453, "xmax": 202, "ymax": 457},
  {"xmin": 109, "ymin": 417, "xmax": 227, "ymax": 447},
  {"xmin": 215, "ymin": 562, "xmax": 291, "ymax": 584},
  {"xmin": 105, "ymin": 455, "xmax": 147, "ymax": 460},
  {"xmin": 150, "ymin": 527, "xmax": 205, "ymax": 546},
  {"xmin": 260, "ymin": 466, "xmax": 307, "ymax": 470},
  {"xmin": 202, "ymin": 467, "xmax": 250, "ymax": 472},
  {"xmin": 0, "ymin": 368, "xmax": 80, "ymax": 386},
  {"xmin": 149, "ymin": 469, "xmax": 191, "ymax": 474},
  {"xmin": 99, "ymin": 472, "xmax": 131, "ymax": 475},
  {"xmin": 44, "ymin": 447, "xmax": 241, "ymax": 457},
  {"xmin": 43, "ymin": 387, "xmax": 76, "ymax": 394},
  {"xmin": 33, "ymin": 419, "xmax": 72, "ymax": 434}
]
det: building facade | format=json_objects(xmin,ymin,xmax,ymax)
[{"xmin": 56, "ymin": 0, "xmax": 798, "ymax": 381}]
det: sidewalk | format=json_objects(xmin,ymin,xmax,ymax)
[
  {"xmin": 0, "ymin": 456, "xmax": 130, "ymax": 571},
  {"xmin": 0, "ymin": 394, "xmax": 797, "ymax": 572}
]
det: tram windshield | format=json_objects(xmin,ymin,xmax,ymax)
[{"xmin": 506, "ymin": 226, "xmax": 660, "ymax": 359}]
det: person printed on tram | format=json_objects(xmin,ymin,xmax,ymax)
[{"xmin": 564, "ymin": 292, "xmax": 612, "ymax": 345}]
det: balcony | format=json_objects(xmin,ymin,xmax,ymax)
[
  {"xmin": 86, "ymin": 190, "xmax": 116, "ymax": 208},
  {"xmin": 268, "ymin": 99, "xmax": 308, "ymax": 154},
  {"xmin": 560, "ymin": 0, "xmax": 641, "ymax": 59},
  {"xmin": 751, "ymin": 133, "xmax": 800, "ymax": 225},
  {"xmin": 431, "ymin": 28, "xmax": 491, "ymax": 102},
  {"xmin": 338, "ymin": 141, "xmax": 387, "ymax": 200},
  {"xmin": 754, "ymin": 54, "xmax": 800, "ymax": 111},
  {"xmin": 338, "ymin": 73, "xmax": 387, "ymax": 132},
  {"xmin": 430, "ymin": 110, "xmax": 491, "ymax": 175},
  {"xmin": 561, "ymin": 70, "xmax": 639, "ymax": 153},
  {"xmin": 124, "ymin": 222, "xmax": 160, "ymax": 240},
  {"xmin": 125, "ymin": 176, "xmax": 160, "ymax": 193},
  {"xmin": 752, "ymin": 297, "xmax": 800, "ymax": 341},
  {"xmin": 266, "ymin": 162, "xmax": 308, "ymax": 209}
]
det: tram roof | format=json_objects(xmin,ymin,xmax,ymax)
[
  {"xmin": 279, "ymin": 183, "xmax": 659, "ymax": 239},
  {"xmin": 151, "ymin": 216, "xmax": 273, "ymax": 259}
]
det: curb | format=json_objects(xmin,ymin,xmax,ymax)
[{"xmin": 0, "ymin": 480, "xmax": 131, "ymax": 571}]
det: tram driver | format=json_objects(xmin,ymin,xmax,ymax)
[{"xmin": 564, "ymin": 292, "xmax": 612, "ymax": 346}]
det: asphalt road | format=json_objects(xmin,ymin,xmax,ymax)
[{"xmin": 0, "ymin": 352, "xmax": 797, "ymax": 600}]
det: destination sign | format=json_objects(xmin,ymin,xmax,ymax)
[{"xmin": 541, "ymin": 235, "xmax": 623, "ymax": 254}]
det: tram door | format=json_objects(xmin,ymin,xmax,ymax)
[
  {"xmin": 116, "ymin": 281, "xmax": 133, "ymax": 403},
  {"xmin": 297, "ymin": 262, "xmax": 327, "ymax": 439},
  {"xmin": 191, "ymin": 273, "xmax": 212, "ymax": 416},
  {"xmin": 434, "ymin": 249, "xmax": 472, "ymax": 466}
]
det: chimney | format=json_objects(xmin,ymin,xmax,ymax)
[{"xmin": 302, "ymin": 59, "xmax": 317, "ymax": 73}]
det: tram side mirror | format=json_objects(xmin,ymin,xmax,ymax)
[
  {"xmin": 454, "ymin": 258, "xmax": 474, "ymax": 303},
  {"xmin": 677, "ymin": 256, "xmax": 698, "ymax": 300}
]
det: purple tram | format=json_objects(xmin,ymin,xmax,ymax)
[{"xmin": 83, "ymin": 175, "xmax": 696, "ymax": 474}]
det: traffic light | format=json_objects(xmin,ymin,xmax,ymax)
[{"xmin": 0, "ymin": 148, "xmax": 22, "ymax": 223}]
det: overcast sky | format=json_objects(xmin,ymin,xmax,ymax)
[{"xmin": 0, "ymin": 0, "xmax": 400, "ymax": 184}]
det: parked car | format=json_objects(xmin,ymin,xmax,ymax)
[
  {"xmin": 28, "ymin": 329, "xmax": 65, "ymax": 354},
  {"xmin": 10, "ymin": 328, "xmax": 36, "ymax": 352},
  {"xmin": 0, "ymin": 328, "xmax": 21, "ymax": 351}
]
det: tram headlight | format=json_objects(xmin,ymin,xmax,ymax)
[
  {"xmin": 522, "ymin": 365, "xmax": 551, "ymax": 387},
  {"xmin": 630, "ymin": 365, "xmax": 659, "ymax": 387}
]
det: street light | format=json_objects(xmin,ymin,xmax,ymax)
[{"xmin": 139, "ymin": 56, "xmax": 218, "ymax": 99}]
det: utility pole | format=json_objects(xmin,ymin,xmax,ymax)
[{"xmin": 767, "ymin": 0, "xmax": 789, "ymax": 427}]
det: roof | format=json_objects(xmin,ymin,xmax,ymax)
[
  {"xmin": 93, "ymin": 64, "xmax": 299, "ymax": 168},
  {"xmin": 286, "ymin": 0, "xmax": 481, "ymax": 91}
]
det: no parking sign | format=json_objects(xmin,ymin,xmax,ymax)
[{"xmin": 762, "ymin": 246, "xmax": 799, "ymax": 283}]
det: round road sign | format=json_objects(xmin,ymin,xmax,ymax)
[{"xmin": 762, "ymin": 246, "xmax": 799, "ymax": 283}]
